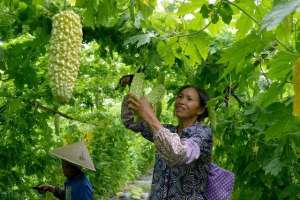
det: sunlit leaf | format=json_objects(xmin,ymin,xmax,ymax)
[
  {"xmin": 236, "ymin": 14, "xmax": 253, "ymax": 39},
  {"xmin": 156, "ymin": 40, "xmax": 175, "ymax": 66},
  {"xmin": 187, "ymin": 32, "xmax": 211, "ymax": 60},
  {"xmin": 124, "ymin": 32, "xmax": 157, "ymax": 48},
  {"xmin": 177, "ymin": 1, "xmax": 204, "ymax": 16}
]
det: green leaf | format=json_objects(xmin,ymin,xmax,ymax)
[
  {"xmin": 275, "ymin": 16, "xmax": 292, "ymax": 44},
  {"xmin": 261, "ymin": 0, "xmax": 300, "ymax": 30},
  {"xmin": 255, "ymin": 83, "xmax": 283, "ymax": 108},
  {"xmin": 186, "ymin": 13, "xmax": 204, "ymax": 31},
  {"xmin": 165, "ymin": 14, "xmax": 179, "ymax": 31},
  {"xmin": 273, "ymin": 0, "xmax": 292, "ymax": 6},
  {"xmin": 235, "ymin": 0, "xmax": 257, "ymax": 15},
  {"xmin": 265, "ymin": 115, "xmax": 300, "ymax": 141},
  {"xmin": 156, "ymin": 40, "xmax": 175, "ymax": 66},
  {"xmin": 263, "ymin": 158, "xmax": 282, "ymax": 176},
  {"xmin": 267, "ymin": 51, "xmax": 296, "ymax": 80},
  {"xmin": 200, "ymin": 4, "xmax": 210, "ymax": 18},
  {"xmin": 137, "ymin": 0, "xmax": 156, "ymax": 17},
  {"xmin": 187, "ymin": 32, "xmax": 211, "ymax": 60},
  {"xmin": 219, "ymin": 32, "xmax": 273, "ymax": 78},
  {"xmin": 236, "ymin": 14, "xmax": 253, "ymax": 39},
  {"xmin": 76, "ymin": 0, "xmax": 87, "ymax": 7},
  {"xmin": 296, "ymin": 26, "xmax": 300, "ymax": 52},
  {"xmin": 211, "ymin": 12, "xmax": 219, "ymax": 24},
  {"xmin": 32, "ymin": 0, "xmax": 44, "ymax": 6},
  {"xmin": 96, "ymin": 0, "xmax": 118, "ymax": 27},
  {"xmin": 124, "ymin": 32, "xmax": 156, "ymax": 48},
  {"xmin": 280, "ymin": 184, "xmax": 300, "ymax": 199},
  {"xmin": 177, "ymin": 1, "xmax": 204, "ymax": 16},
  {"xmin": 82, "ymin": 6, "xmax": 96, "ymax": 28},
  {"xmin": 218, "ymin": 2, "xmax": 233, "ymax": 24},
  {"xmin": 179, "ymin": 38, "xmax": 200, "ymax": 65},
  {"xmin": 264, "ymin": 118, "xmax": 288, "ymax": 141}
]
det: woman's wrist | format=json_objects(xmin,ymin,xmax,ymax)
[{"xmin": 144, "ymin": 114, "xmax": 162, "ymax": 133}]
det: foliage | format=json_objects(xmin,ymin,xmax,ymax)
[{"xmin": 0, "ymin": 0, "xmax": 300, "ymax": 199}]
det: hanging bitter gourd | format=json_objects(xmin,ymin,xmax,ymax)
[
  {"xmin": 129, "ymin": 74, "xmax": 165, "ymax": 120},
  {"xmin": 48, "ymin": 10, "xmax": 82, "ymax": 104},
  {"xmin": 129, "ymin": 73, "xmax": 145, "ymax": 122},
  {"xmin": 293, "ymin": 57, "xmax": 300, "ymax": 116},
  {"xmin": 147, "ymin": 84, "xmax": 165, "ymax": 105},
  {"xmin": 147, "ymin": 84, "xmax": 165, "ymax": 117},
  {"xmin": 129, "ymin": 73, "xmax": 145, "ymax": 97}
]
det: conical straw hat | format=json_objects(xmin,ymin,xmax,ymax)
[{"xmin": 50, "ymin": 142, "xmax": 96, "ymax": 171}]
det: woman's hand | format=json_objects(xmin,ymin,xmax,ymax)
[{"xmin": 127, "ymin": 93, "xmax": 162, "ymax": 132}]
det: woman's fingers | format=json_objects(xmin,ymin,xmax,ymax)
[
  {"xmin": 127, "ymin": 96, "xmax": 140, "ymax": 112},
  {"xmin": 128, "ymin": 93, "xmax": 140, "ymax": 101},
  {"xmin": 128, "ymin": 97, "xmax": 139, "ymax": 107},
  {"xmin": 127, "ymin": 94, "xmax": 154, "ymax": 117}
]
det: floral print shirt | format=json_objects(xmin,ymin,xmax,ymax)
[{"xmin": 121, "ymin": 96, "xmax": 212, "ymax": 200}]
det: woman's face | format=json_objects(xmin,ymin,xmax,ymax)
[{"xmin": 175, "ymin": 87, "xmax": 203, "ymax": 121}]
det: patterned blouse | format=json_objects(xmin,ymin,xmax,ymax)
[{"xmin": 121, "ymin": 96, "xmax": 212, "ymax": 200}]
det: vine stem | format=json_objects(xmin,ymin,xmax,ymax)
[
  {"xmin": 174, "ymin": 21, "xmax": 212, "ymax": 38},
  {"xmin": 160, "ymin": 21, "xmax": 212, "ymax": 40},
  {"xmin": 227, "ymin": 1, "xmax": 259, "ymax": 25},
  {"xmin": 32, "ymin": 101, "xmax": 98, "ymax": 127}
]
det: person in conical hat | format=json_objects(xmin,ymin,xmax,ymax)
[{"xmin": 34, "ymin": 142, "xmax": 95, "ymax": 200}]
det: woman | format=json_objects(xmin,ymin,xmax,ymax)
[{"xmin": 121, "ymin": 85, "xmax": 234, "ymax": 200}]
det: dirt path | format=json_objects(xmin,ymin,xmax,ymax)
[{"xmin": 111, "ymin": 169, "xmax": 153, "ymax": 200}]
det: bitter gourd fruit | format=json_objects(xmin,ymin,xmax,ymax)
[{"xmin": 48, "ymin": 10, "xmax": 82, "ymax": 104}]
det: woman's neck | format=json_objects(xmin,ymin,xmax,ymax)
[{"xmin": 177, "ymin": 118, "xmax": 198, "ymax": 132}]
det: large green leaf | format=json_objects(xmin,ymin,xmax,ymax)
[
  {"xmin": 267, "ymin": 51, "xmax": 296, "ymax": 80},
  {"xmin": 263, "ymin": 157, "xmax": 282, "ymax": 176},
  {"xmin": 219, "ymin": 32, "xmax": 273, "ymax": 77},
  {"xmin": 185, "ymin": 13, "xmax": 204, "ymax": 31},
  {"xmin": 177, "ymin": 0, "xmax": 204, "ymax": 16},
  {"xmin": 186, "ymin": 32, "xmax": 211, "ymax": 60},
  {"xmin": 156, "ymin": 40, "xmax": 175, "ymax": 66},
  {"xmin": 124, "ymin": 32, "xmax": 157, "ymax": 48},
  {"xmin": 261, "ymin": 0, "xmax": 300, "ymax": 30},
  {"xmin": 236, "ymin": 14, "xmax": 253, "ymax": 39},
  {"xmin": 255, "ymin": 83, "xmax": 283, "ymax": 108}
]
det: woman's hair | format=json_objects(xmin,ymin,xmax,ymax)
[{"xmin": 177, "ymin": 85, "xmax": 209, "ymax": 122}]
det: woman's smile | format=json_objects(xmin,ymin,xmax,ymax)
[{"xmin": 175, "ymin": 105, "xmax": 185, "ymax": 112}]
